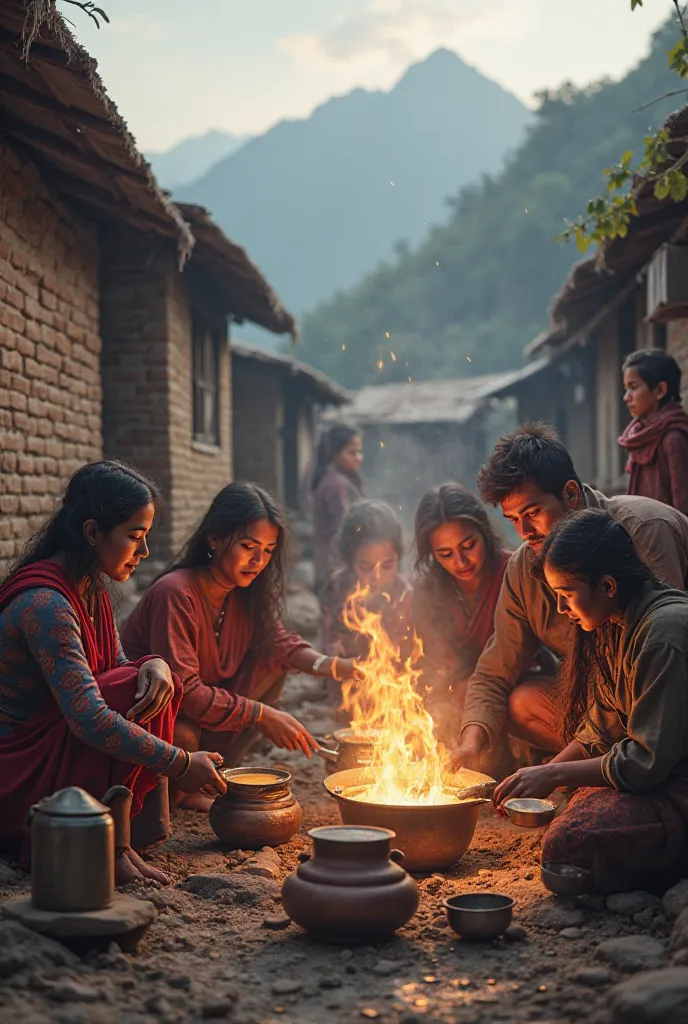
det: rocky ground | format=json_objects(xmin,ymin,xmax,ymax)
[{"xmin": 3, "ymin": 667, "xmax": 688, "ymax": 1023}]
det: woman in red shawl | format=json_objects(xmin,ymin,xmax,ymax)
[
  {"xmin": 619, "ymin": 348, "xmax": 688, "ymax": 515},
  {"xmin": 122, "ymin": 482, "xmax": 359, "ymax": 810},
  {"xmin": 0, "ymin": 462, "xmax": 226, "ymax": 882},
  {"xmin": 412, "ymin": 484, "xmax": 511, "ymax": 749}
]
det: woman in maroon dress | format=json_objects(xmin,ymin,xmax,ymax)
[
  {"xmin": 122, "ymin": 482, "xmax": 358, "ymax": 809},
  {"xmin": 311, "ymin": 424, "xmax": 364, "ymax": 598},
  {"xmin": 411, "ymin": 484, "xmax": 511, "ymax": 750},
  {"xmin": 619, "ymin": 348, "xmax": 688, "ymax": 515},
  {"xmin": 0, "ymin": 462, "xmax": 225, "ymax": 880}
]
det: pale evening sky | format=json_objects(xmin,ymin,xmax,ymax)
[{"xmin": 57, "ymin": 0, "xmax": 672, "ymax": 152}]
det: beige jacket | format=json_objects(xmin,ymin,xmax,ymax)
[
  {"xmin": 461, "ymin": 486, "xmax": 688, "ymax": 747},
  {"xmin": 576, "ymin": 584, "xmax": 688, "ymax": 792}
]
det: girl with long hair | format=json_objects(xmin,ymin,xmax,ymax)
[
  {"xmin": 411, "ymin": 484, "xmax": 512, "ymax": 747},
  {"xmin": 322, "ymin": 499, "xmax": 411, "ymax": 660},
  {"xmin": 122, "ymin": 481, "xmax": 358, "ymax": 810},
  {"xmin": 619, "ymin": 348, "xmax": 688, "ymax": 514},
  {"xmin": 311, "ymin": 423, "xmax": 364, "ymax": 597},
  {"xmin": 493, "ymin": 508, "xmax": 688, "ymax": 893},
  {"xmin": 0, "ymin": 462, "xmax": 225, "ymax": 882}
]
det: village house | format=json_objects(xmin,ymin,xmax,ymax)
[
  {"xmin": 0, "ymin": 1, "xmax": 304, "ymax": 579},
  {"xmin": 515, "ymin": 103, "xmax": 688, "ymax": 494},
  {"xmin": 231, "ymin": 340, "xmax": 348, "ymax": 514}
]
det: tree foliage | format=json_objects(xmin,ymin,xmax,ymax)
[{"xmin": 298, "ymin": 20, "xmax": 680, "ymax": 389}]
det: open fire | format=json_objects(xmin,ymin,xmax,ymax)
[{"xmin": 339, "ymin": 585, "xmax": 459, "ymax": 807}]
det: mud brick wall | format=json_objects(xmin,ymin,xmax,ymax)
[
  {"xmin": 231, "ymin": 358, "xmax": 284, "ymax": 500},
  {"xmin": 100, "ymin": 234, "xmax": 231, "ymax": 580},
  {"xmin": 0, "ymin": 139, "xmax": 102, "ymax": 568},
  {"xmin": 667, "ymin": 319, "xmax": 688, "ymax": 408}
]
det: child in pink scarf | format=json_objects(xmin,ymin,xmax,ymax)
[{"xmin": 619, "ymin": 348, "xmax": 688, "ymax": 515}]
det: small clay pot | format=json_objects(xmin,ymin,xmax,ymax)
[
  {"xmin": 208, "ymin": 768, "xmax": 302, "ymax": 849},
  {"xmin": 281, "ymin": 824, "xmax": 419, "ymax": 944}
]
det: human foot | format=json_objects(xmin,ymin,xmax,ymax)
[
  {"xmin": 175, "ymin": 792, "xmax": 216, "ymax": 813},
  {"xmin": 114, "ymin": 848, "xmax": 171, "ymax": 886}
]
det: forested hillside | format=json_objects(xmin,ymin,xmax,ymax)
[{"xmin": 298, "ymin": 21, "xmax": 679, "ymax": 388}]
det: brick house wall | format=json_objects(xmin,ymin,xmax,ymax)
[
  {"xmin": 232, "ymin": 359, "xmax": 284, "ymax": 499},
  {"xmin": 0, "ymin": 138, "xmax": 102, "ymax": 567},
  {"xmin": 667, "ymin": 319, "xmax": 688, "ymax": 408},
  {"xmin": 100, "ymin": 233, "xmax": 232, "ymax": 581}
]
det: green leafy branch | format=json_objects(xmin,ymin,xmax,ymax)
[
  {"xmin": 560, "ymin": 0, "xmax": 688, "ymax": 252},
  {"xmin": 61, "ymin": 1, "xmax": 110, "ymax": 29}
]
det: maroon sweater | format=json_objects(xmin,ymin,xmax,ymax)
[{"xmin": 619, "ymin": 403, "xmax": 688, "ymax": 516}]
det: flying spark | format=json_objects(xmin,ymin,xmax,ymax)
[
  {"xmin": 385, "ymin": 332, "xmax": 390, "ymax": 339},
  {"xmin": 390, "ymin": 181, "xmax": 396, "ymax": 187},
  {"xmin": 390, "ymin": 351, "xmax": 397, "ymax": 361},
  {"xmin": 377, "ymin": 360, "xmax": 384, "ymax": 370},
  {"xmin": 466, "ymin": 356, "xmax": 472, "ymax": 362},
  {"xmin": 342, "ymin": 344, "xmax": 347, "ymax": 351}
]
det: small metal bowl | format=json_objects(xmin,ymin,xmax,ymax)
[
  {"xmin": 444, "ymin": 893, "xmax": 515, "ymax": 941},
  {"xmin": 541, "ymin": 862, "xmax": 592, "ymax": 896},
  {"xmin": 504, "ymin": 798, "xmax": 556, "ymax": 828}
]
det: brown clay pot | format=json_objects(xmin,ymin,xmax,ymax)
[
  {"xmin": 281, "ymin": 824, "xmax": 419, "ymax": 943},
  {"xmin": 208, "ymin": 768, "xmax": 302, "ymax": 849}
]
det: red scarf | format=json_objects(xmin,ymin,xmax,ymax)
[
  {"xmin": 453, "ymin": 549, "xmax": 511, "ymax": 656},
  {"xmin": 0, "ymin": 560, "xmax": 118, "ymax": 672},
  {"xmin": 618, "ymin": 402, "xmax": 688, "ymax": 469}
]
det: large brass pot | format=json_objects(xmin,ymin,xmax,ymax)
[{"xmin": 323, "ymin": 766, "xmax": 494, "ymax": 873}]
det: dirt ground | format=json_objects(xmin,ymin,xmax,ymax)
[{"xmin": 0, "ymin": 671, "xmax": 679, "ymax": 1024}]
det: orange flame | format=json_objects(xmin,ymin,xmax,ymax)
[{"xmin": 341, "ymin": 584, "xmax": 454, "ymax": 805}]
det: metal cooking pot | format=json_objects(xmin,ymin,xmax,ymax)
[
  {"xmin": 323, "ymin": 766, "xmax": 494, "ymax": 873},
  {"xmin": 314, "ymin": 728, "xmax": 378, "ymax": 772}
]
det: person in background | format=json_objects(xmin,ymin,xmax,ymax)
[
  {"xmin": 0, "ymin": 463, "xmax": 225, "ymax": 881},
  {"xmin": 322, "ymin": 499, "xmax": 411, "ymax": 662},
  {"xmin": 311, "ymin": 424, "xmax": 364, "ymax": 599},
  {"xmin": 412, "ymin": 485, "xmax": 517, "ymax": 768},
  {"xmin": 494, "ymin": 509, "xmax": 688, "ymax": 895},
  {"xmin": 451, "ymin": 423, "xmax": 688, "ymax": 771},
  {"xmin": 122, "ymin": 482, "xmax": 359, "ymax": 811},
  {"xmin": 619, "ymin": 347, "xmax": 688, "ymax": 515}
]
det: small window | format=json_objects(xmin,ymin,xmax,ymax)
[{"xmin": 192, "ymin": 322, "xmax": 220, "ymax": 446}]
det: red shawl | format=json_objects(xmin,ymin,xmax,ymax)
[
  {"xmin": 619, "ymin": 403, "xmax": 688, "ymax": 467},
  {"xmin": 0, "ymin": 561, "xmax": 179, "ymax": 864},
  {"xmin": 452, "ymin": 549, "xmax": 511, "ymax": 659},
  {"xmin": 618, "ymin": 404, "xmax": 688, "ymax": 512}
]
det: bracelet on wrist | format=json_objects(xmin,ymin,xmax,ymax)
[
  {"xmin": 175, "ymin": 749, "xmax": 192, "ymax": 779},
  {"xmin": 331, "ymin": 656, "xmax": 341, "ymax": 682},
  {"xmin": 311, "ymin": 653, "xmax": 328, "ymax": 677}
]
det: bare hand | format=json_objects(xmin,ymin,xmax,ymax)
[
  {"xmin": 336, "ymin": 658, "xmax": 363, "ymax": 682},
  {"xmin": 175, "ymin": 751, "xmax": 227, "ymax": 796},
  {"xmin": 447, "ymin": 724, "xmax": 489, "ymax": 772},
  {"xmin": 128, "ymin": 658, "xmax": 175, "ymax": 724},
  {"xmin": 493, "ymin": 763, "xmax": 560, "ymax": 807},
  {"xmin": 257, "ymin": 706, "xmax": 319, "ymax": 758}
]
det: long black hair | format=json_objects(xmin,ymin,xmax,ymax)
[
  {"xmin": 339, "ymin": 499, "xmax": 403, "ymax": 568},
  {"xmin": 311, "ymin": 423, "xmax": 361, "ymax": 492},
  {"xmin": 413, "ymin": 483, "xmax": 503, "ymax": 643},
  {"xmin": 541, "ymin": 508, "xmax": 656, "ymax": 741},
  {"xmin": 7, "ymin": 461, "xmax": 160, "ymax": 587},
  {"xmin": 165, "ymin": 481, "xmax": 288, "ymax": 658}
]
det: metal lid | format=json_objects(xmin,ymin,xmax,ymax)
[
  {"xmin": 308, "ymin": 825, "xmax": 395, "ymax": 843},
  {"xmin": 33, "ymin": 787, "xmax": 110, "ymax": 817}
]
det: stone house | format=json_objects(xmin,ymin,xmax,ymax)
[
  {"xmin": 515, "ymin": 103, "xmax": 688, "ymax": 494},
  {"xmin": 231, "ymin": 340, "xmax": 348, "ymax": 513},
  {"xmin": 0, "ymin": 1, "xmax": 296, "ymax": 576}
]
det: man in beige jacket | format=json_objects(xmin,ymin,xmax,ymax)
[{"xmin": 453, "ymin": 423, "xmax": 688, "ymax": 769}]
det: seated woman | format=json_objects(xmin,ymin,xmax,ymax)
[
  {"xmin": 122, "ymin": 482, "xmax": 358, "ymax": 809},
  {"xmin": 493, "ymin": 508, "xmax": 688, "ymax": 894},
  {"xmin": 0, "ymin": 462, "xmax": 225, "ymax": 882},
  {"xmin": 322, "ymin": 499, "xmax": 411, "ymax": 661}
]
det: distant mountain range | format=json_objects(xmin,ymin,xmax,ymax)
[
  {"xmin": 146, "ymin": 130, "xmax": 248, "ymax": 190},
  {"xmin": 175, "ymin": 50, "xmax": 532, "ymax": 329}
]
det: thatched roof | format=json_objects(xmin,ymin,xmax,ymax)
[
  {"xmin": 231, "ymin": 340, "xmax": 348, "ymax": 405},
  {"xmin": 527, "ymin": 102, "xmax": 688, "ymax": 356},
  {"xmin": 179, "ymin": 206, "xmax": 297, "ymax": 338},
  {"xmin": 1, "ymin": 0, "xmax": 193, "ymax": 257}
]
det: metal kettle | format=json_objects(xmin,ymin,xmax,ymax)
[{"xmin": 29, "ymin": 785, "xmax": 132, "ymax": 912}]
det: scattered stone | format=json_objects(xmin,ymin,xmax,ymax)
[
  {"xmin": 262, "ymin": 915, "xmax": 291, "ymax": 930},
  {"xmin": 240, "ymin": 848, "xmax": 282, "ymax": 881},
  {"xmin": 606, "ymin": 892, "xmax": 661, "ymax": 917},
  {"xmin": 559, "ymin": 927, "xmax": 583, "ymax": 940},
  {"xmin": 570, "ymin": 966, "xmax": 613, "ymax": 987},
  {"xmin": 528, "ymin": 904, "xmax": 585, "ymax": 931},
  {"xmin": 0, "ymin": 862, "xmax": 19, "ymax": 885},
  {"xmin": 596, "ymin": 935, "xmax": 667, "ymax": 973},
  {"xmin": 167, "ymin": 975, "xmax": 192, "ymax": 990},
  {"xmin": 360, "ymin": 1011, "xmax": 380, "ymax": 1020},
  {"xmin": 672, "ymin": 908, "xmax": 688, "ymax": 952},
  {"xmin": 201, "ymin": 998, "xmax": 236, "ymax": 1019},
  {"xmin": 504, "ymin": 925, "xmax": 528, "ymax": 943},
  {"xmin": 318, "ymin": 975, "xmax": 343, "ymax": 989},
  {"xmin": 340, "ymin": 949, "xmax": 354, "ymax": 961},
  {"xmin": 180, "ymin": 873, "xmax": 278, "ymax": 907},
  {"xmin": 46, "ymin": 979, "xmax": 101, "ymax": 1003},
  {"xmin": 272, "ymin": 979, "xmax": 303, "ymax": 996},
  {"xmin": 0, "ymin": 920, "xmax": 78, "ymax": 978},
  {"xmin": 423, "ymin": 878, "xmax": 443, "ymax": 895},
  {"xmin": 373, "ymin": 959, "xmax": 397, "ymax": 977},
  {"xmin": 634, "ymin": 909, "xmax": 656, "ymax": 929},
  {"xmin": 674, "ymin": 949, "xmax": 688, "ymax": 967},
  {"xmin": 610, "ymin": 967, "xmax": 688, "ymax": 1023},
  {"xmin": 664, "ymin": 882, "xmax": 688, "ymax": 923}
]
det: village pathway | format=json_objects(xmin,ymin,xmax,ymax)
[{"xmin": 0, "ymin": 671, "xmax": 685, "ymax": 1024}]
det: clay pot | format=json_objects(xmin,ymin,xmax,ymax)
[
  {"xmin": 281, "ymin": 824, "xmax": 419, "ymax": 943},
  {"xmin": 208, "ymin": 768, "xmax": 302, "ymax": 849}
]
